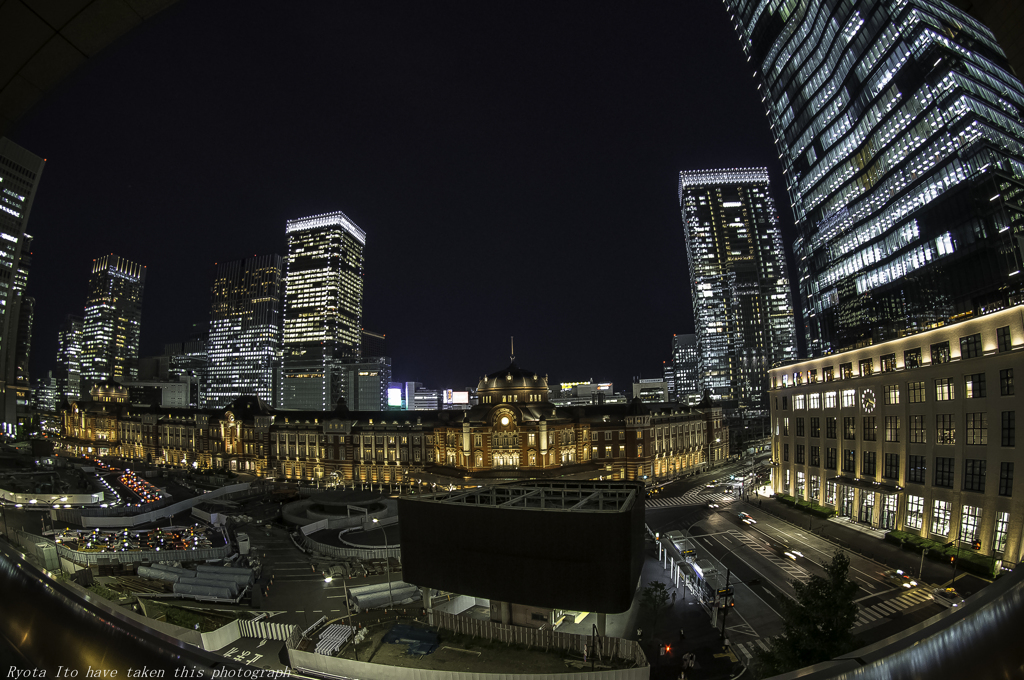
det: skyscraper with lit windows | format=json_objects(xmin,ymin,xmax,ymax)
[
  {"xmin": 80, "ymin": 253, "xmax": 146, "ymax": 385},
  {"xmin": 281, "ymin": 211, "xmax": 365, "ymax": 410},
  {"xmin": 724, "ymin": 0, "xmax": 1024, "ymax": 355},
  {"xmin": 680, "ymin": 167, "xmax": 797, "ymax": 408},
  {"xmin": 0, "ymin": 138, "xmax": 43, "ymax": 431},
  {"xmin": 205, "ymin": 255, "xmax": 283, "ymax": 408}
]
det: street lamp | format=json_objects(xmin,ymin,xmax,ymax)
[
  {"xmin": 371, "ymin": 518, "xmax": 394, "ymax": 607},
  {"xmin": 0, "ymin": 501, "xmax": 10, "ymax": 542}
]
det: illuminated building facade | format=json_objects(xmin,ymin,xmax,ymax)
[
  {"xmin": 80, "ymin": 254, "xmax": 145, "ymax": 385},
  {"xmin": 281, "ymin": 211, "xmax": 365, "ymax": 410},
  {"xmin": 725, "ymin": 0, "xmax": 1024, "ymax": 355},
  {"xmin": 770, "ymin": 306, "xmax": 1024, "ymax": 568},
  {"xmin": 672, "ymin": 333, "xmax": 700, "ymax": 403},
  {"xmin": 205, "ymin": 255, "xmax": 283, "ymax": 408},
  {"xmin": 55, "ymin": 314, "xmax": 83, "ymax": 404},
  {"xmin": 59, "ymin": 360, "xmax": 729, "ymax": 486},
  {"xmin": 0, "ymin": 138, "xmax": 43, "ymax": 432},
  {"xmin": 680, "ymin": 167, "xmax": 797, "ymax": 408}
]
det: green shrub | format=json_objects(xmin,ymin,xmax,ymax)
[
  {"xmin": 885, "ymin": 530, "xmax": 998, "ymax": 578},
  {"xmin": 777, "ymin": 494, "xmax": 835, "ymax": 518}
]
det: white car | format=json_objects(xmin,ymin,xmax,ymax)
[{"xmin": 738, "ymin": 512, "xmax": 756, "ymax": 525}]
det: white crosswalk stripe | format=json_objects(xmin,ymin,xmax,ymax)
[
  {"xmin": 646, "ymin": 490, "xmax": 738, "ymax": 508},
  {"xmin": 726, "ymin": 530, "xmax": 810, "ymax": 583},
  {"xmin": 733, "ymin": 636, "xmax": 776, "ymax": 663},
  {"xmin": 854, "ymin": 588, "xmax": 935, "ymax": 627}
]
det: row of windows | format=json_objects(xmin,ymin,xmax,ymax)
[
  {"xmin": 783, "ymin": 369, "xmax": 1013, "ymax": 411},
  {"xmin": 775, "ymin": 327, "xmax": 1014, "ymax": 389},
  {"xmin": 784, "ymin": 445, "xmax": 1014, "ymax": 495},
  {"xmin": 782, "ymin": 411, "xmax": 1015, "ymax": 445}
]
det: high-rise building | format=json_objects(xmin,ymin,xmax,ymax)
[
  {"xmin": 725, "ymin": 0, "xmax": 1024, "ymax": 355},
  {"xmin": 680, "ymin": 167, "xmax": 797, "ymax": 408},
  {"xmin": 166, "ymin": 326, "xmax": 209, "ymax": 407},
  {"xmin": 342, "ymin": 357, "xmax": 391, "ymax": 411},
  {"xmin": 80, "ymin": 254, "xmax": 146, "ymax": 385},
  {"xmin": 281, "ymin": 211, "xmax": 365, "ymax": 410},
  {"xmin": 0, "ymin": 138, "xmax": 44, "ymax": 431},
  {"xmin": 55, "ymin": 314, "xmax": 83, "ymax": 403},
  {"xmin": 205, "ymin": 255, "xmax": 283, "ymax": 408},
  {"xmin": 672, "ymin": 334, "xmax": 700, "ymax": 403}
]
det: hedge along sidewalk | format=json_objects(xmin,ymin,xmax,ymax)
[
  {"xmin": 775, "ymin": 493, "xmax": 836, "ymax": 519},
  {"xmin": 884, "ymin": 530, "xmax": 999, "ymax": 579}
]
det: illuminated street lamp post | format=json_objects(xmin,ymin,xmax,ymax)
[{"xmin": 372, "ymin": 517, "xmax": 394, "ymax": 607}]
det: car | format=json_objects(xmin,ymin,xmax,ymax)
[
  {"xmin": 708, "ymin": 502, "xmax": 720, "ymax": 508},
  {"xmin": 738, "ymin": 512, "xmax": 756, "ymax": 525},
  {"xmin": 932, "ymin": 587, "xmax": 965, "ymax": 608},
  {"xmin": 883, "ymin": 569, "xmax": 920, "ymax": 589}
]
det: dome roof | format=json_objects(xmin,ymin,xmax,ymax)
[{"xmin": 477, "ymin": 361, "xmax": 548, "ymax": 402}]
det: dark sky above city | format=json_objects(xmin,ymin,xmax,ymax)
[{"xmin": 11, "ymin": 0, "xmax": 792, "ymax": 393}]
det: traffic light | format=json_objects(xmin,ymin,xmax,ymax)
[
  {"xmin": 950, "ymin": 556, "xmax": 955, "ymax": 564},
  {"xmin": 972, "ymin": 539, "xmax": 982, "ymax": 550}
]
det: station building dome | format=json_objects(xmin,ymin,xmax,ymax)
[{"xmin": 476, "ymin": 361, "xmax": 548, "ymax": 405}]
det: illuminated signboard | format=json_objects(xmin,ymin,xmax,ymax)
[
  {"xmin": 444, "ymin": 390, "xmax": 469, "ymax": 405},
  {"xmin": 387, "ymin": 388, "xmax": 403, "ymax": 407}
]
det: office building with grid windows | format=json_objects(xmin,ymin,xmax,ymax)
[
  {"xmin": 680, "ymin": 167, "xmax": 797, "ymax": 409},
  {"xmin": 0, "ymin": 138, "xmax": 43, "ymax": 432},
  {"xmin": 205, "ymin": 254, "xmax": 283, "ymax": 408},
  {"xmin": 769, "ymin": 306, "xmax": 1024, "ymax": 568},
  {"xmin": 80, "ymin": 254, "xmax": 146, "ymax": 385},
  {"xmin": 725, "ymin": 0, "xmax": 1024, "ymax": 355},
  {"xmin": 281, "ymin": 211, "xmax": 365, "ymax": 410}
]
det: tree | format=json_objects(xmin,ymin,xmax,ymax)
[
  {"xmin": 755, "ymin": 549, "xmax": 859, "ymax": 676},
  {"xmin": 639, "ymin": 581, "xmax": 671, "ymax": 635}
]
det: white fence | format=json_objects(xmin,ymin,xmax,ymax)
[
  {"xmin": 287, "ymin": 645, "xmax": 650, "ymax": 680},
  {"xmin": 300, "ymin": 533, "xmax": 401, "ymax": 561},
  {"xmin": 430, "ymin": 610, "xmax": 647, "ymax": 666},
  {"xmin": 238, "ymin": 618, "xmax": 297, "ymax": 641}
]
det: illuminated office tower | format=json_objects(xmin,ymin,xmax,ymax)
[
  {"xmin": 55, "ymin": 314, "xmax": 83, "ymax": 402},
  {"xmin": 725, "ymin": 0, "xmax": 1024, "ymax": 355},
  {"xmin": 680, "ymin": 167, "xmax": 797, "ymax": 408},
  {"xmin": 205, "ymin": 255, "xmax": 283, "ymax": 408},
  {"xmin": 80, "ymin": 254, "xmax": 146, "ymax": 384},
  {"xmin": 281, "ymin": 211, "xmax": 365, "ymax": 410},
  {"xmin": 672, "ymin": 333, "xmax": 700, "ymax": 403},
  {"xmin": 0, "ymin": 138, "xmax": 44, "ymax": 431}
]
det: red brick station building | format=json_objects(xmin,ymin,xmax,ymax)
[{"xmin": 60, "ymin": 362, "xmax": 728, "ymax": 488}]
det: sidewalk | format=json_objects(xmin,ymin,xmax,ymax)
[
  {"xmin": 639, "ymin": 537, "xmax": 742, "ymax": 680},
  {"xmin": 752, "ymin": 496, "xmax": 989, "ymax": 597}
]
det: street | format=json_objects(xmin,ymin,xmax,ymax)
[{"xmin": 640, "ymin": 460, "xmax": 965, "ymax": 675}]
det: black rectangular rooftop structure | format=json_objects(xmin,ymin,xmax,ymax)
[{"xmin": 398, "ymin": 480, "xmax": 644, "ymax": 613}]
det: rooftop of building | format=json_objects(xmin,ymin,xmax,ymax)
[{"xmin": 405, "ymin": 480, "xmax": 641, "ymax": 513}]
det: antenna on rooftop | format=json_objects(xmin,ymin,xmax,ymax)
[{"xmin": 511, "ymin": 336, "xmax": 515, "ymax": 362}]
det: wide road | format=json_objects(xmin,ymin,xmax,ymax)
[{"xmin": 643, "ymin": 465, "xmax": 947, "ymax": 665}]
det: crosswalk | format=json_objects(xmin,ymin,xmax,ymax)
[
  {"xmin": 731, "ymin": 588, "xmax": 936, "ymax": 664},
  {"xmin": 853, "ymin": 587, "xmax": 934, "ymax": 628},
  {"xmin": 732, "ymin": 636, "xmax": 775, "ymax": 663},
  {"xmin": 646, "ymin": 489, "xmax": 737, "ymax": 509},
  {"xmin": 724, "ymin": 529, "xmax": 810, "ymax": 583}
]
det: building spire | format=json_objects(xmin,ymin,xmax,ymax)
[{"xmin": 511, "ymin": 336, "xmax": 515, "ymax": 362}]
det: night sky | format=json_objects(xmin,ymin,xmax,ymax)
[{"xmin": 10, "ymin": 0, "xmax": 792, "ymax": 394}]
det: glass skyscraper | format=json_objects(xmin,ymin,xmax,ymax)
[
  {"xmin": 80, "ymin": 253, "xmax": 146, "ymax": 384},
  {"xmin": 0, "ymin": 138, "xmax": 43, "ymax": 431},
  {"xmin": 725, "ymin": 0, "xmax": 1024, "ymax": 354},
  {"xmin": 680, "ymin": 167, "xmax": 797, "ymax": 408},
  {"xmin": 205, "ymin": 254, "xmax": 283, "ymax": 408},
  {"xmin": 281, "ymin": 211, "xmax": 365, "ymax": 410}
]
